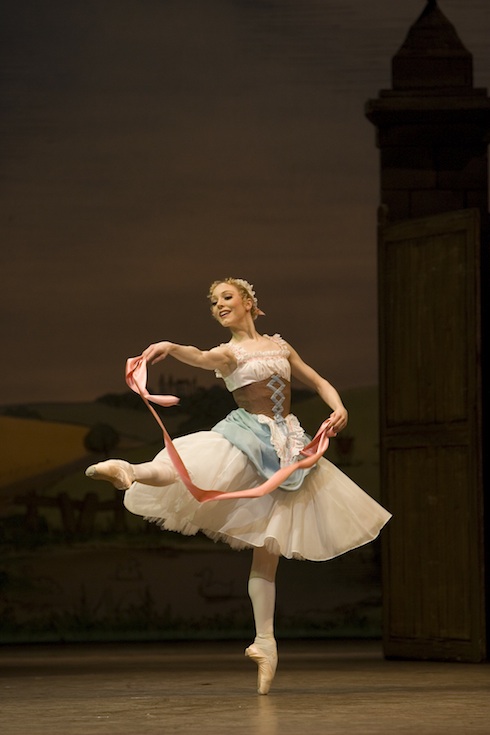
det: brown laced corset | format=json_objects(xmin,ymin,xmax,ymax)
[{"xmin": 232, "ymin": 375, "xmax": 291, "ymax": 419}]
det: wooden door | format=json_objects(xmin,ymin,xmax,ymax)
[{"xmin": 378, "ymin": 208, "xmax": 486, "ymax": 661}]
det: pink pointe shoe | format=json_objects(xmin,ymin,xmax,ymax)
[
  {"xmin": 85, "ymin": 459, "xmax": 135, "ymax": 490},
  {"xmin": 245, "ymin": 638, "xmax": 278, "ymax": 695}
]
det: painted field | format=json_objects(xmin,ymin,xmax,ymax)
[{"xmin": 0, "ymin": 416, "xmax": 89, "ymax": 487}]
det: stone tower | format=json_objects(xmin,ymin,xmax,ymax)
[{"xmin": 366, "ymin": 0, "xmax": 490, "ymax": 224}]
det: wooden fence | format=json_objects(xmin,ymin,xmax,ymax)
[{"xmin": 13, "ymin": 489, "xmax": 134, "ymax": 535}]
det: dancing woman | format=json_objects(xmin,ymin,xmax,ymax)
[{"xmin": 86, "ymin": 277, "xmax": 391, "ymax": 694}]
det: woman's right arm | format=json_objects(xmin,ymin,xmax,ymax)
[{"xmin": 141, "ymin": 341, "xmax": 235, "ymax": 373}]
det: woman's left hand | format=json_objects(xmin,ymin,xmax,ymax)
[{"xmin": 328, "ymin": 407, "xmax": 348, "ymax": 434}]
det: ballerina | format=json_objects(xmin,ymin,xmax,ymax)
[{"xmin": 86, "ymin": 277, "xmax": 391, "ymax": 695}]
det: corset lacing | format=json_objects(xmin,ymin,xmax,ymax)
[{"xmin": 232, "ymin": 375, "xmax": 305, "ymax": 467}]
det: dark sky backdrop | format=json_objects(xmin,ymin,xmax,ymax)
[{"xmin": 2, "ymin": 0, "xmax": 489, "ymax": 404}]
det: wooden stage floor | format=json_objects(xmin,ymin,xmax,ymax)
[{"xmin": 1, "ymin": 640, "xmax": 489, "ymax": 734}]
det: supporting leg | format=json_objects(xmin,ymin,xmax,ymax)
[
  {"xmin": 85, "ymin": 458, "xmax": 177, "ymax": 490},
  {"xmin": 245, "ymin": 546, "xmax": 280, "ymax": 695}
]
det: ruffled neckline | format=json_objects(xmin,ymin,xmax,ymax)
[{"xmin": 228, "ymin": 334, "xmax": 289, "ymax": 361}]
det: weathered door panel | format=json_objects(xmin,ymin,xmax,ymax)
[{"xmin": 379, "ymin": 208, "xmax": 485, "ymax": 661}]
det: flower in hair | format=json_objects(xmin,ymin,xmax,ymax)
[{"xmin": 234, "ymin": 278, "xmax": 265, "ymax": 316}]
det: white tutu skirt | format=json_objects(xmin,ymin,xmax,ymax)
[{"xmin": 123, "ymin": 431, "xmax": 391, "ymax": 561}]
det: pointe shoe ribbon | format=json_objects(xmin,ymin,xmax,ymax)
[{"xmin": 126, "ymin": 355, "xmax": 336, "ymax": 504}]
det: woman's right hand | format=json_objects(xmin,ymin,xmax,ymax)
[{"xmin": 141, "ymin": 341, "xmax": 174, "ymax": 365}]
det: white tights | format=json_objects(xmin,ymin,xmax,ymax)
[
  {"xmin": 248, "ymin": 547, "xmax": 279, "ymax": 645},
  {"xmin": 132, "ymin": 459, "xmax": 178, "ymax": 487}
]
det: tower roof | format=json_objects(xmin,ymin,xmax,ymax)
[{"xmin": 392, "ymin": 0, "xmax": 473, "ymax": 90}]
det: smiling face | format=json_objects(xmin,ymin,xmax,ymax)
[{"xmin": 210, "ymin": 282, "xmax": 253, "ymax": 327}]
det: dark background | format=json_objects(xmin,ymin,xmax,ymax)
[{"xmin": 2, "ymin": 0, "xmax": 489, "ymax": 405}]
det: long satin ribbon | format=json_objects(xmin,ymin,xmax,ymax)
[{"xmin": 126, "ymin": 356, "xmax": 336, "ymax": 504}]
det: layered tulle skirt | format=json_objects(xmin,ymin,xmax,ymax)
[{"xmin": 123, "ymin": 428, "xmax": 391, "ymax": 561}]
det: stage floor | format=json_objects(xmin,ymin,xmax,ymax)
[{"xmin": 1, "ymin": 640, "xmax": 489, "ymax": 734}]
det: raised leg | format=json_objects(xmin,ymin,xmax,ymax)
[
  {"xmin": 85, "ymin": 458, "xmax": 177, "ymax": 490},
  {"xmin": 245, "ymin": 546, "xmax": 280, "ymax": 695}
]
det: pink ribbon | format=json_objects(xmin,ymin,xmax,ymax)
[{"xmin": 126, "ymin": 356, "xmax": 336, "ymax": 504}]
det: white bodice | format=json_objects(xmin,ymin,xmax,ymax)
[{"xmin": 215, "ymin": 334, "xmax": 291, "ymax": 392}]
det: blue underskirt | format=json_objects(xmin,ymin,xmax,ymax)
[{"xmin": 212, "ymin": 408, "xmax": 313, "ymax": 492}]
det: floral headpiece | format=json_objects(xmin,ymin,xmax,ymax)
[{"xmin": 232, "ymin": 278, "xmax": 265, "ymax": 317}]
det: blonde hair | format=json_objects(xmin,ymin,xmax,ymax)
[{"xmin": 208, "ymin": 277, "xmax": 262, "ymax": 320}]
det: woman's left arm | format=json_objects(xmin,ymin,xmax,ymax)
[{"xmin": 287, "ymin": 343, "xmax": 348, "ymax": 433}]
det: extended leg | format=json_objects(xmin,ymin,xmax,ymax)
[
  {"xmin": 85, "ymin": 458, "xmax": 177, "ymax": 490},
  {"xmin": 245, "ymin": 546, "xmax": 280, "ymax": 695}
]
